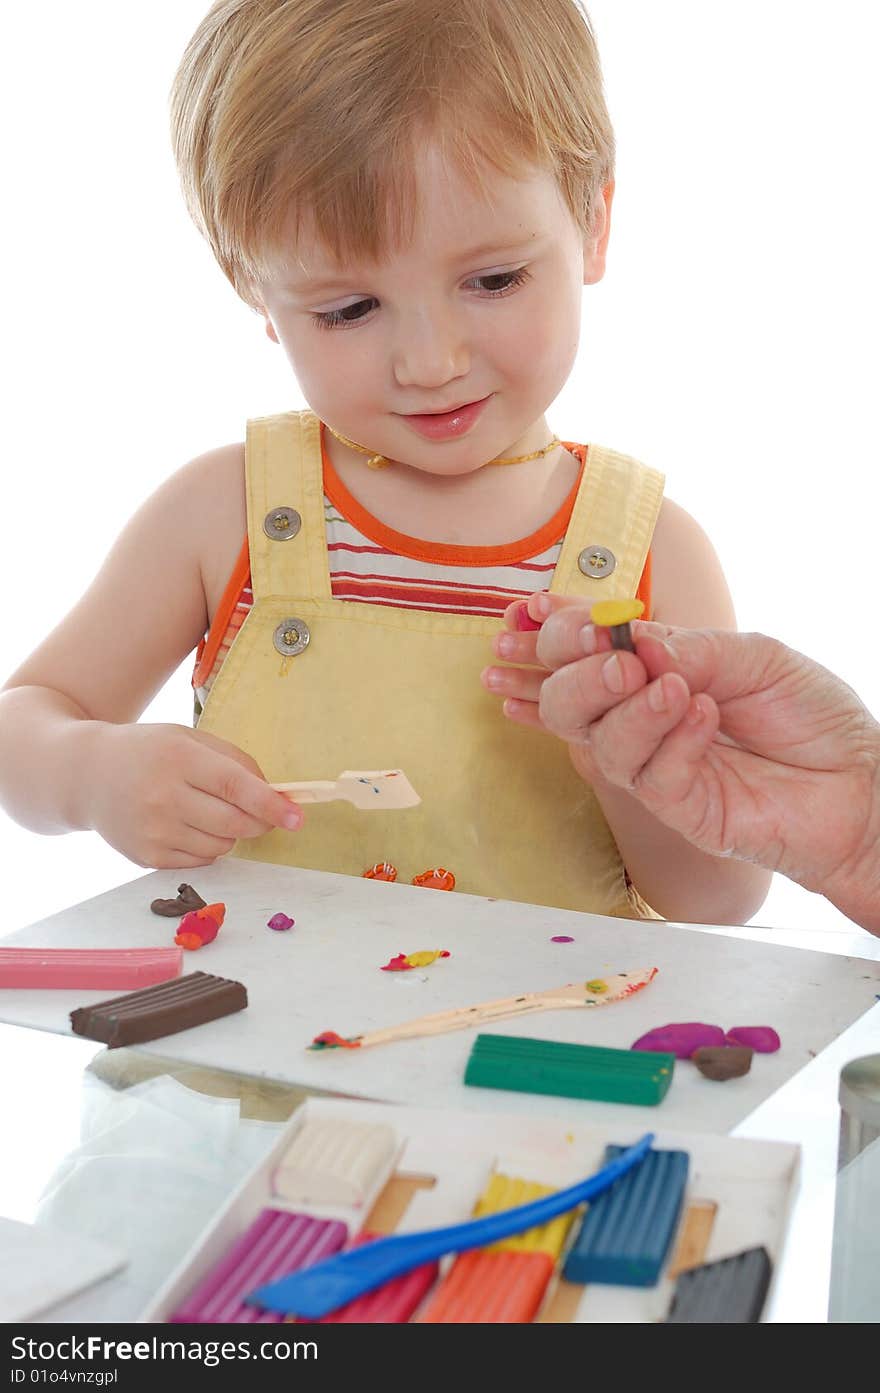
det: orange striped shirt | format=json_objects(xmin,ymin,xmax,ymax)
[{"xmin": 192, "ymin": 440, "xmax": 652, "ymax": 711}]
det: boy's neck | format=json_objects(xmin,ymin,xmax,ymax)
[{"xmin": 323, "ymin": 426, "xmax": 581, "ymax": 547}]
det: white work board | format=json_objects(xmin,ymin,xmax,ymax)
[{"xmin": 2, "ymin": 858, "xmax": 878, "ymax": 1135}]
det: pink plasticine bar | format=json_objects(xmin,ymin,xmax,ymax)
[
  {"xmin": 170, "ymin": 1209, "xmax": 348, "ymax": 1324},
  {"xmin": 0, "ymin": 947, "xmax": 183, "ymax": 990}
]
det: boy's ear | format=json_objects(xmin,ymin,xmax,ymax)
[
  {"xmin": 583, "ymin": 181, "xmax": 614, "ymax": 285},
  {"xmin": 263, "ymin": 315, "xmax": 280, "ymax": 344}
]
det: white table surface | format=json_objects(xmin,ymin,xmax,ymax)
[{"xmin": 3, "ymin": 859, "xmax": 879, "ymax": 1137}]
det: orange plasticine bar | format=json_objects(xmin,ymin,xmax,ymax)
[
  {"xmin": 418, "ymin": 1249, "xmax": 554, "ymax": 1323},
  {"xmin": 0, "ymin": 946, "xmax": 183, "ymax": 990}
]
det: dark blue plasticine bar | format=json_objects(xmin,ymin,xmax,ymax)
[
  {"xmin": 665, "ymin": 1245, "xmax": 772, "ymax": 1322},
  {"xmin": 563, "ymin": 1144, "xmax": 689, "ymax": 1287}
]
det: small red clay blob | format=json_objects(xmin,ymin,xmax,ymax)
[
  {"xmin": 363, "ymin": 862, "xmax": 398, "ymax": 882},
  {"xmin": 412, "ymin": 868, "xmax": 456, "ymax": 891},
  {"xmin": 512, "ymin": 599, "xmax": 543, "ymax": 632},
  {"xmin": 174, "ymin": 902, "xmax": 226, "ymax": 951},
  {"xmin": 311, "ymin": 1031, "xmax": 361, "ymax": 1050}
]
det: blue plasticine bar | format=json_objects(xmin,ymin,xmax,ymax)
[
  {"xmin": 665, "ymin": 1246, "xmax": 772, "ymax": 1322},
  {"xmin": 563, "ymin": 1145, "xmax": 688, "ymax": 1287}
]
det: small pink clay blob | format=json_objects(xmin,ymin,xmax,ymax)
[
  {"xmin": 631, "ymin": 1022, "xmax": 726, "ymax": 1059},
  {"xmin": 724, "ymin": 1026, "xmax": 781, "ymax": 1053}
]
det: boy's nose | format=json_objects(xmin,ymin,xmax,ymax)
[{"xmin": 391, "ymin": 308, "xmax": 470, "ymax": 389}]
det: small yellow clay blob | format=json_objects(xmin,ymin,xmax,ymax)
[
  {"xmin": 591, "ymin": 599, "xmax": 645, "ymax": 628},
  {"xmin": 585, "ymin": 979, "xmax": 608, "ymax": 994},
  {"xmin": 404, "ymin": 950, "xmax": 447, "ymax": 968}
]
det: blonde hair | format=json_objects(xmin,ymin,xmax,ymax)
[{"xmin": 170, "ymin": 0, "xmax": 615, "ymax": 309}]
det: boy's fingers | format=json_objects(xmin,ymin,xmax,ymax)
[
  {"xmin": 538, "ymin": 650, "xmax": 649, "ymax": 742},
  {"xmin": 501, "ymin": 697, "xmax": 545, "ymax": 730},
  {"xmin": 481, "ymin": 665, "xmax": 546, "ymax": 703},
  {"xmin": 536, "ymin": 608, "xmax": 614, "ymax": 671},
  {"xmin": 198, "ymin": 760, "xmax": 304, "ymax": 829},
  {"xmin": 178, "ymin": 826, "xmax": 238, "ymax": 860},
  {"xmin": 491, "ymin": 630, "xmax": 541, "ymax": 664},
  {"xmin": 184, "ymin": 788, "xmax": 276, "ymax": 841}
]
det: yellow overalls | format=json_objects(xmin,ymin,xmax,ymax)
[{"xmin": 196, "ymin": 410, "xmax": 664, "ymax": 918}]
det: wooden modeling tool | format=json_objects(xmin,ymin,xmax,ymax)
[
  {"xmin": 272, "ymin": 768, "xmax": 420, "ymax": 810},
  {"xmin": 309, "ymin": 967, "xmax": 658, "ymax": 1052},
  {"xmin": 591, "ymin": 599, "xmax": 645, "ymax": 654}
]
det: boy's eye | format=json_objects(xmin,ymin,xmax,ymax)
[
  {"xmin": 311, "ymin": 298, "xmax": 378, "ymax": 330},
  {"xmin": 310, "ymin": 267, "xmax": 530, "ymax": 331},
  {"xmin": 470, "ymin": 267, "xmax": 531, "ymax": 295}
]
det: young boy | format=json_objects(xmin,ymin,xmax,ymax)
[{"xmin": 0, "ymin": 0, "xmax": 770, "ymax": 924}]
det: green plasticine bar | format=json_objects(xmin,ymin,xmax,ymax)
[{"xmin": 463, "ymin": 1034, "xmax": 674, "ymax": 1106}]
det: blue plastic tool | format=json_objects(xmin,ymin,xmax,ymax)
[{"xmin": 247, "ymin": 1132, "xmax": 655, "ymax": 1319}]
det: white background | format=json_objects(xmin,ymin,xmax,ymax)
[{"xmin": 1, "ymin": 1, "xmax": 877, "ymax": 942}]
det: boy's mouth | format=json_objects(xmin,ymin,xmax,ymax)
[{"xmin": 399, "ymin": 394, "xmax": 492, "ymax": 441}]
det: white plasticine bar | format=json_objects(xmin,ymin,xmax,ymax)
[{"xmin": 273, "ymin": 1117, "xmax": 398, "ymax": 1207}]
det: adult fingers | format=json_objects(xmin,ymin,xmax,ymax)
[
  {"xmin": 538, "ymin": 649, "xmax": 651, "ymax": 743},
  {"xmin": 587, "ymin": 677, "xmax": 709, "ymax": 792},
  {"xmin": 631, "ymin": 624, "xmax": 791, "ymax": 705},
  {"xmin": 629, "ymin": 694, "xmax": 723, "ymax": 821}
]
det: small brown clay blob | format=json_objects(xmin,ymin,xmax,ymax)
[
  {"xmin": 693, "ymin": 1046, "xmax": 753, "ymax": 1081},
  {"xmin": 150, "ymin": 883, "xmax": 207, "ymax": 917}
]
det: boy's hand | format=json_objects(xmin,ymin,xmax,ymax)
[
  {"xmin": 84, "ymin": 723, "xmax": 304, "ymax": 868},
  {"xmin": 481, "ymin": 593, "xmax": 627, "ymax": 787}
]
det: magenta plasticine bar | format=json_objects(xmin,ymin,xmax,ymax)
[
  {"xmin": 317, "ymin": 1233, "xmax": 439, "ymax": 1323},
  {"xmin": 0, "ymin": 946, "xmax": 183, "ymax": 990},
  {"xmin": 170, "ymin": 1210, "xmax": 348, "ymax": 1324}
]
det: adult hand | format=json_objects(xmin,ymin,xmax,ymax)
[
  {"xmin": 84, "ymin": 722, "xmax": 304, "ymax": 868},
  {"xmin": 485, "ymin": 596, "xmax": 880, "ymax": 933}
]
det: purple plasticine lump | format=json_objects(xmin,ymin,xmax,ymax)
[
  {"xmin": 550, "ymin": 936, "xmax": 574, "ymax": 943},
  {"xmin": 631, "ymin": 1022, "xmax": 726, "ymax": 1059},
  {"xmin": 267, "ymin": 913, "xmax": 295, "ymax": 932},
  {"xmin": 724, "ymin": 1026, "xmax": 781, "ymax": 1053}
]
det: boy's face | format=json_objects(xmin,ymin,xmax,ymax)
[{"xmin": 256, "ymin": 140, "xmax": 611, "ymax": 473}]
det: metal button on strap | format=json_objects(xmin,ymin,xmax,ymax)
[
  {"xmin": 578, "ymin": 545, "xmax": 617, "ymax": 579},
  {"xmin": 263, "ymin": 506, "xmax": 302, "ymax": 541},
  {"xmin": 273, "ymin": 617, "xmax": 310, "ymax": 656}
]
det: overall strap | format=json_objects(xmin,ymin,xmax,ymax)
[
  {"xmin": 245, "ymin": 410, "xmax": 331, "ymax": 601},
  {"xmin": 553, "ymin": 445, "xmax": 665, "ymax": 600}
]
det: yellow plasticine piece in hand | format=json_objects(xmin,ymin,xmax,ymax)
[{"xmin": 590, "ymin": 598, "xmax": 645, "ymax": 628}]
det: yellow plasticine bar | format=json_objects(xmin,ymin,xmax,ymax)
[{"xmin": 473, "ymin": 1173, "xmax": 577, "ymax": 1261}]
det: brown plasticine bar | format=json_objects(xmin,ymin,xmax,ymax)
[{"xmin": 70, "ymin": 971, "xmax": 247, "ymax": 1048}]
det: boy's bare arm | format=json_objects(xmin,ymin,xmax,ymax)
[{"xmin": 0, "ymin": 447, "xmax": 299, "ymax": 863}]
